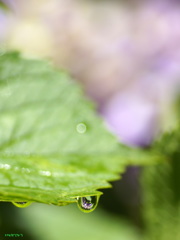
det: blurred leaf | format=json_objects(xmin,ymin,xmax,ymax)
[
  {"xmin": 18, "ymin": 204, "xmax": 140, "ymax": 240},
  {"xmin": 142, "ymin": 161, "xmax": 180, "ymax": 240},
  {"xmin": 0, "ymin": 1, "xmax": 9, "ymax": 11},
  {"xmin": 142, "ymin": 100, "xmax": 180, "ymax": 240},
  {"xmin": 0, "ymin": 52, "xmax": 164, "ymax": 206}
]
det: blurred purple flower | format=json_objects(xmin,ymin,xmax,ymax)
[
  {"xmin": 0, "ymin": 10, "xmax": 7, "ymax": 41},
  {"xmin": 0, "ymin": 0, "xmax": 17, "ymax": 43},
  {"xmin": 98, "ymin": 2, "xmax": 180, "ymax": 147},
  {"xmin": 100, "ymin": 91, "xmax": 159, "ymax": 147}
]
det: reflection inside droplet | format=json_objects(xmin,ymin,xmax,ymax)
[
  {"xmin": 12, "ymin": 202, "xmax": 32, "ymax": 208},
  {"xmin": 77, "ymin": 196, "xmax": 99, "ymax": 213},
  {"xmin": 76, "ymin": 123, "xmax": 87, "ymax": 134}
]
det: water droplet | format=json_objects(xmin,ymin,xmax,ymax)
[
  {"xmin": 12, "ymin": 202, "xmax": 32, "ymax": 208},
  {"xmin": 0, "ymin": 163, "xmax": 11, "ymax": 170},
  {"xmin": 21, "ymin": 167, "xmax": 31, "ymax": 173},
  {"xmin": 39, "ymin": 170, "xmax": 52, "ymax": 176},
  {"xmin": 76, "ymin": 123, "xmax": 87, "ymax": 134},
  {"xmin": 77, "ymin": 196, "xmax": 99, "ymax": 213}
]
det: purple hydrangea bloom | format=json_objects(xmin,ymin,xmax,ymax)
[
  {"xmin": 98, "ymin": 1, "xmax": 180, "ymax": 147},
  {"xmin": 100, "ymin": 91, "xmax": 159, "ymax": 147}
]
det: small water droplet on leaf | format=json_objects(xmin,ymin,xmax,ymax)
[
  {"xmin": 76, "ymin": 123, "xmax": 87, "ymax": 134},
  {"xmin": 77, "ymin": 196, "xmax": 99, "ymax": 213},
  {"xmin": 12, "ymin": 202, "xmax": 32, "ymax": 208}
]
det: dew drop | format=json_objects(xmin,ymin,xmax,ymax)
[
  {"xmin": 76, "ymin": 123, "xmax": 87, "ymax": 134},
  {"xmin": 12, "ymin": 202, "xmax": 32, "ymax": 208},
  {"xmin": 77, "ymin": 195, "xmax": 99, "ymax": 213}
]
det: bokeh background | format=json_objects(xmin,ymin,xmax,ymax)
[{"xmin": 0, "ymin": 0, "xmax": 180, "ymax": 239}]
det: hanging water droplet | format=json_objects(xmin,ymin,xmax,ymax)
[
  {"xmin": 12, "ymin": 201, "xmax": 32, "ymax": 208},
  {"xmin": 76, "ymin": 123, "xmax": 87, "ymax": 134},
  {"xmin": 77, "ymin": 195, "xmax": 99, "ymax": 213}
]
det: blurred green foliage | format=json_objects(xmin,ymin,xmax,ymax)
[
  {"xmin": 142, "ymin": 99, "xmax": 180, "ymax": 240},
  {"xmin": 0, "ymin": 1, "xmax": 9, "ymax": 11},
  {"xmin": 18, "ymin": 203, "xmax": 140, "ymax": 240}
]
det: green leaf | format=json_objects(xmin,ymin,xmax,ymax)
[{"xmin": 0, "ymin": 52, "xmax": 164, "ymax": 206}]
